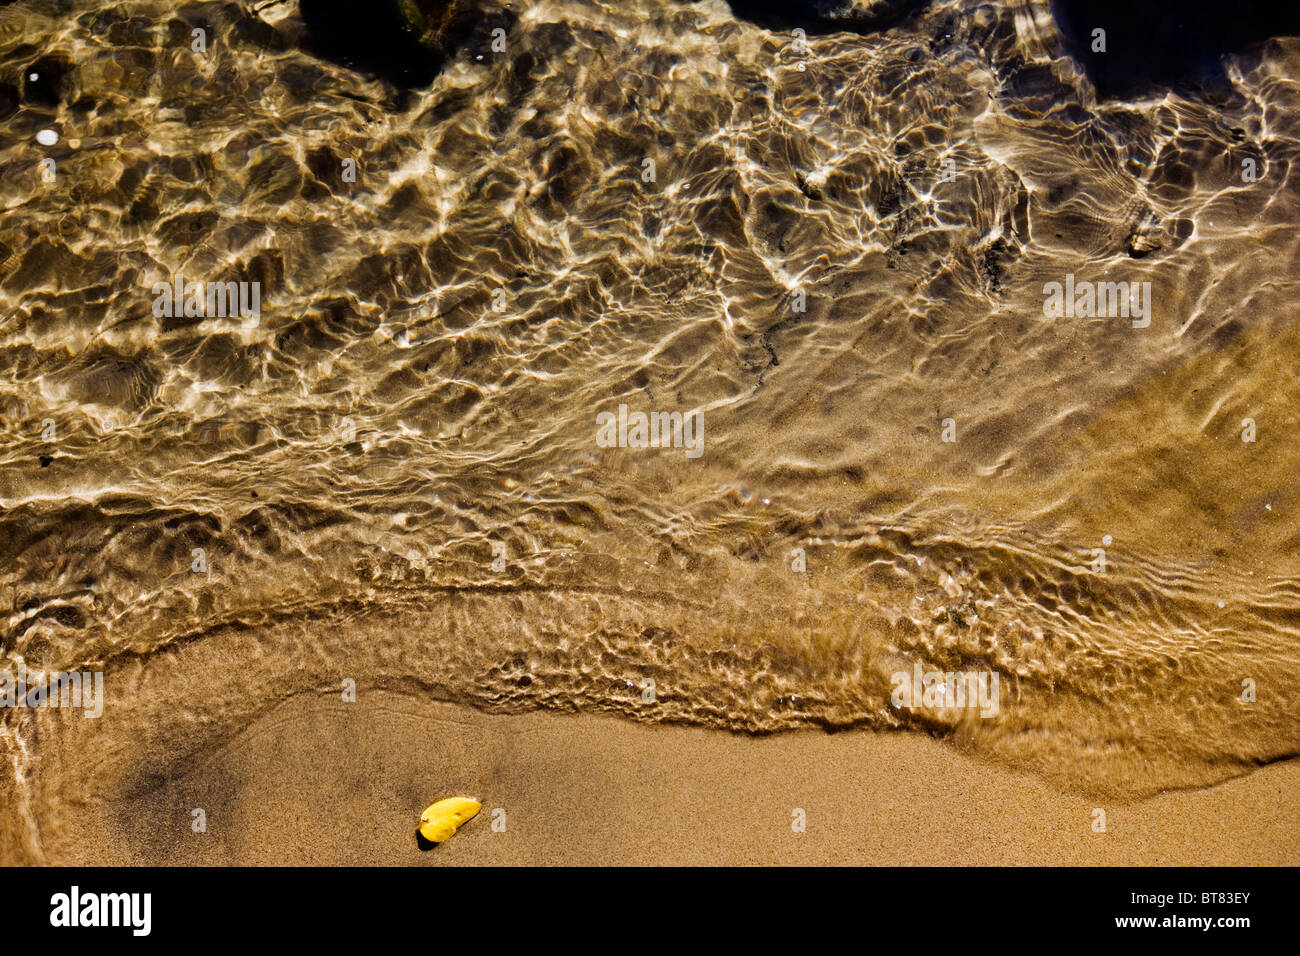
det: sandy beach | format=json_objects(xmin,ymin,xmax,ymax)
[
  {"xmin": 4, "ymin": 0, "xmax": 1300, "ymax": 870},
  {"xmin": 30, "ymin": 692, "xmax": 1297, "ymax": 866}
]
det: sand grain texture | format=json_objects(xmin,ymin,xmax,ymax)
[{"xmin": 49, "ymin": 694, "xmax": 1300, "ymax": 866}]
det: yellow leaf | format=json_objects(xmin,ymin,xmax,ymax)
[{"xmin": 418, "ymin": 797, "xmax": 481, "ymax": 843}]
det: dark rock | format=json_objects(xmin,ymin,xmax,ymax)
[
  {"xmin": 0, "ymin": 83, "xmax": 15, "ymax": 121},
  {"xmin": 22, "ymin": 55, "xmax": 72, "ymax": 107},
  {"xmin": 297, "ymin": 0, "xmax": 516, "ymax": 89},
  {"xmin": 1051, "ymin": 0, "xmax": 1300, "ymax": 99},
  {"xmin": 699, "ymin": 0, "xmax": 933, "ymax": 34}
]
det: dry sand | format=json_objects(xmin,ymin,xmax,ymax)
[{"xmin": 46, "ymin": 691, "xmax": 1300, "ymax": 866}]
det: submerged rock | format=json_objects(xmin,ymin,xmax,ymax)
[
  {"xmin": 296, "ymin": 0, "xmax": 928, "ymax": 88},
  {"xmin": 712, "ymin": 0, "xmax": 933, "ymax": 34},
  {"xmin": 1051, "ymin": 0, "xmax": 1300, "ymax": 99},
  {"xmin": 398, "ymin": 0, "xmax": 516, "ymax": 58},
  {"xmin": 298, "ymin": 0, "xmax": 516, "ymax": 88}
]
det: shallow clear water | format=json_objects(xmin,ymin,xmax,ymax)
[{"xmin": 1, "ymin": 0, "xmax": 1298, "ymax": 861}]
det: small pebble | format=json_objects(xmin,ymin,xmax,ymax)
[{"xmin": 36, "ymin": 129, "xmax": 58, "ymax": 146}]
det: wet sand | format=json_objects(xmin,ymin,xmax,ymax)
[
  {"xmin": 46, "ymin": 692, "xmax": 1299, "ymax": 866},
  {"xmin": 4, "ymin": 0, "xmax": 1300, "ymax": 862}
]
